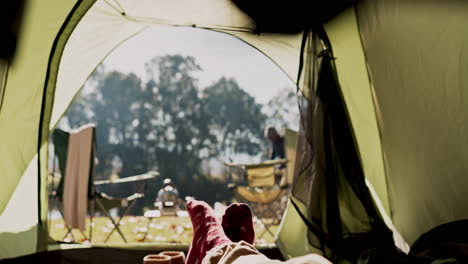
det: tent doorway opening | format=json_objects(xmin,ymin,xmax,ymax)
[{"xmin": 47, "ymin": 26, "xmax": 300, "ymax": 246}]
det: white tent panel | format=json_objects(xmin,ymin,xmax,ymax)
[
  {"xmin": 51, "ymin": 0, "xmax": 302, "ymax": 128},
  {"xmin": 228, "ymin": 32, "xmax": 302, "ymax": 84},
  {"xmin": 51, "ymin": 1, "xmax": 147, "ymax": 127},
  {"xmin": 118, "ymin": 0, "xmax": 253, "ymax": 29}
]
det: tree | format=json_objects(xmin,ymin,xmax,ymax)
[
  {"xmin": 142, "ymin": 55, "xmax": 218, "ymax": 197},
  {"xmin": 65, "ymin": 71, "xmax": 145, "ymax": 180},
  {"xmin": 263, "ymin": 88, "xmax": 300, "ymax": 132},
  {"xmin": 203, "ymin": 77, "xmax": 267, "ymax": 161},
  {"xmin": 60, "ymin": 54, "xmax": 276, "ymax": 211}
]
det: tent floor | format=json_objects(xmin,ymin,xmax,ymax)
[{"xmin": 0, "ymin": 244, "xmax": 283, "ymax": 264}]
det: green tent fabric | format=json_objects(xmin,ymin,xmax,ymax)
[
  {"xmin": 0, "ymin": 0, "xmax": 79, "ymax": 259},
  {"xmin": 0, "ymin": 60, "xmax": 7, "ymax": 110},
  {"xmin": 1, "ymin": 0, "xmax": 468, "ymax": 262},
  {"xmin": 355, "ymin": 0, "xmax": 468, "ymax": 246}
]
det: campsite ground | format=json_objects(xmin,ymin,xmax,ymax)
[{"xmin": 49, "ymin": 216, "xmax": 279, "ymax": 245}]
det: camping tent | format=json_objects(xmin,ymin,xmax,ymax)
[{"xmin": 1, "ymin": 0, "xmax": 468, "ymax": 262}]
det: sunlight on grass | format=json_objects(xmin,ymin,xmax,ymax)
[{"xmin": 49, "ymin": 216, "xmax": 278, "ymax": 245}]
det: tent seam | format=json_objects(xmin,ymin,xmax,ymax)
[
  {"xmin": 37, "ymin": 0, "xmax": 97, "ymax": 252},
  {"xmin": 352, "ymin": 4, "xmax": 393, "ymax": 219}
]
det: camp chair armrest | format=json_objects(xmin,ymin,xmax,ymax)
[
  {"xmin": 97, "ymin": 191, "xmax": 144, "ymax": 201},
  {"xmin": 96, "ymin": 192, "xmax": 119, "ymax": 200},
  {"xmin": 126, "ymin": 193, "xmax": 144, "ymax": 201},
  {"xmin": 93, "ymin": 171, "xmax": 158, "ymax": 185}
]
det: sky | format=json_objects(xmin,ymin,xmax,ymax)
[
  {"xmin": 101, "ymin": 26, "xmax": 296, "ymax": 104},
  {"xmin": 80, "ymin": 26, "xmax": 300, "ymax": 166},
  {"xmin": 52, "ymin": 27, "xmax": 300, "ymax": 178}
]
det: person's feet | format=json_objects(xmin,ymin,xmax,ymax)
[
  {"xmin": 186, "ymin": 200, "xmax": 231, "ymax": 264},
  {"xmin": 221, "ymin": 203, "xmax": 255, "ymax": 244}
]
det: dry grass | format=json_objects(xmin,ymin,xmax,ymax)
[{"xmin": 49, "ymin": 215, "xmax": 279, "ymax": 245}]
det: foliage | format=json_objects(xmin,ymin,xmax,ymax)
[
  {"xmin": 48, "ymin": 215, "xmax": 279, "ymax": 244},
  {"xmin": 62, "ymin": 55, "xmax": 283, "ymax": 211},
  {"xmin": 263, "ymin": 88, "xmax": 300, "ymax": 132},
  {"xmin": 203, "ymin": 77, "xmax": 267, "ymax": 159}
]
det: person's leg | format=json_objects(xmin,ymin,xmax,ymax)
[
  {"xmin": 203, "ymin": 241, "xmax": 270, "ymax": 264},
  {"xmin": 187, "ymin": 201, "xmax": 333, "ymax": 264},
  {"xmin": 203, "ymin": 241, "xmax": 333, "ymax": 264},
  {"xmin": 186, "ymin": 200, "xmax": 231, "ymax": 264},
  {"xmin": 221, "ymin": 203, "xmax": 255, "ymax": 244}
]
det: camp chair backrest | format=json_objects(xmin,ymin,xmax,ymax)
[
  {"xmin": 52, "ymin": 126, "xmax": 96, "ymax": 199},
  {"xmin": 53, "ymin": 128, "xmax": 70, "ymax": 198},
  {"xmin": 246, "ymin": 166, "xmax": 276, "ymax": 187},
  {"xmin": 284, "ymin": 128, "xmax": 298, "ymax": 186}
]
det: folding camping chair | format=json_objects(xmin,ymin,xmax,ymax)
[
  {"xmin": 226, "ymin": 159, "xmax": 288, "ymax": 239},
  {"xmin": 92, "ymin": 171, "xmax": 158, "ymax": 242},
  {"xmin": 49, "ymin": 127, "xmax": 89, "ymax": 242},
  {"xmin": 225, "ymin": 128, "xmax": 298, "ymax": 240},
  {"xmin": 281, "ymin": 128, "xmax": 298, "ymax": 188},
  {"xmin": 48, "ymin": 124, "xmax": 158, "ymax": 243}
]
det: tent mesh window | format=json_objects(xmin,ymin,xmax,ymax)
[{"xmin": 291, "ymin": 28, "xmax": 393, "ymax": 263}]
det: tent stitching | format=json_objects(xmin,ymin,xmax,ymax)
[{"xmin": 102, "ymin": 0, "xmax": 258, "ymax": 34}]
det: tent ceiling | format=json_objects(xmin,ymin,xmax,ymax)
[
  {"xmin": 50, "ymin": 0, "xmax": 302, "ymax": 128},
  {"xmin": 3, "ymin": 0, "xmax": 465, "ymax": 259}
]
